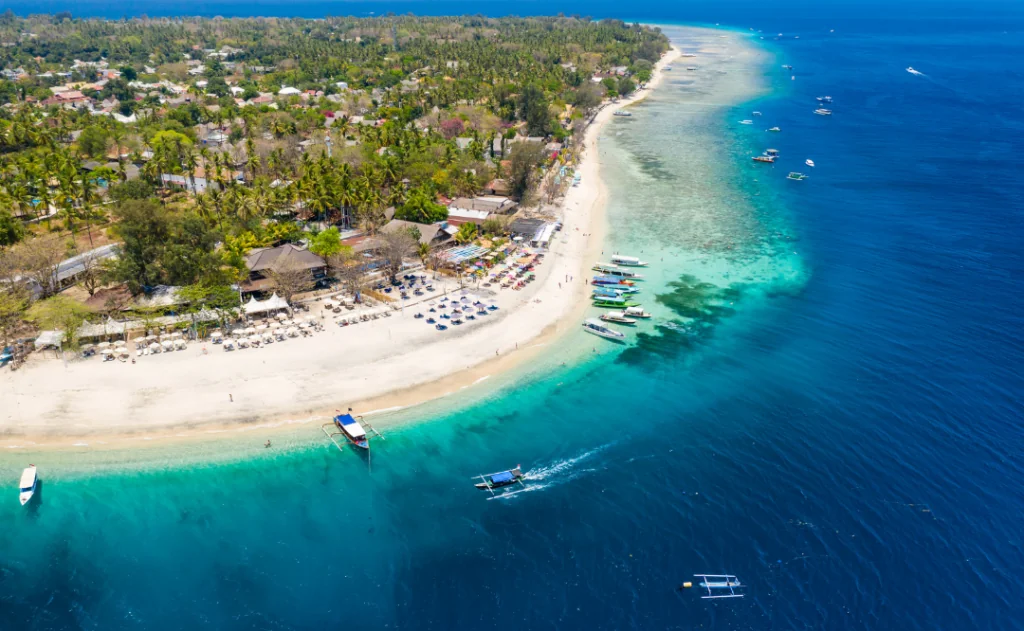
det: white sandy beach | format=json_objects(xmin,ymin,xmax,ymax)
[{"xmin": 0, "ymin": 46, "xmax": 681, "ymax": 450}]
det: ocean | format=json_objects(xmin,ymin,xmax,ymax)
[{"xmin": 4, "ymin": 11, "xmax": 1024, "ymax": 631}]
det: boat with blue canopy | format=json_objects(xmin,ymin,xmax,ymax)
[
  {"xmin": 474, "ymin": 466, "xmax": 524, "ymax": 493},
  {"xmin": 321, "ymin": 410, "xmax": 383, "ymax": 452}
]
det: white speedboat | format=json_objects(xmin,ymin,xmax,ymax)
[
  {"xmin": 623, "ymin": 306, "xmax": 653, "ymax": 319},
  {"xmin": 611, "ymin": 254, "xmax": 648, "ymax": 267},
  {"xmin": 19, "ymin": 465, "xmax": 37, "ymax": 506},
  {"xmin": 906, "ymin": 67, "xmax": 924, "ymax": 76},
  {"xmin": 814, "ymin": 108, "xmax": 833, "ymax": 116},
  {"xmin": 601, "ymin": 311, "xmax": 638, "ymax": 325},
  {"xmin": 582, "ymin": 318, "xmax": 626, "ymax": 341},
  {"xmin": 739, "ymin": 119, "xmax": 754, "ymax": 125},
  {"xmin": 805, "ymin": 159, "xmax": 815, "ymax": 167},
  {"xmin": 752, "ymin": 111, "xmax": 762, "ymax": 116}
]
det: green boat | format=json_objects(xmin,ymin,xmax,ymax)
[
  {"xmin": 593, "ymin": 297, "xmax": 641, "ymax": 308},
  {"xmin": 787, "ymin": 172, "xmax": 809, "ymax": 181}
]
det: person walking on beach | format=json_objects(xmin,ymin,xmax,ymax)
[{"xmin": 229, "ymin": 394, "xmax": 233, "ymax": 403}]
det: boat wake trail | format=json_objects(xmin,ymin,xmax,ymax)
[
  {"xmin": 489, "ymin": 443, "xmax": 615, "ymax": 501},
  {"xmin": 524, "ymin": 442, "xmax": 615, "ymax": 482}
]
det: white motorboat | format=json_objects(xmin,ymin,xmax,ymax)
[
  {"xmin": 582, "ymin": 318, "xmax": 626, "ymax": 341},
  {"xmin": 623, "ymin": 306, "xmax": 653, "ymax": 319},
  {"xmin": 600, "ymin": 311, "xmax": 638, "ymax": 325},
  {"xmin": 906, "ymin": 66, "xmax": 924, "ymax": 76},
  {"xmin": 19, "ymin": 465, "xmax": 37, "ymax": 506},
  {"xmin": 814, "ymin": 108, "xmax": 833, "ymax": 116},
  {"xmin": 611, "ymin": 254, "xmax": 648, "ymax": 267},
  {"xmin": 739, "ymin": 119, "xmax": 753, "ymax": 125},
  {"xmin": 805, "ymin": 159, "xmax": 815, "ymax": 167},
  {"xmin": 752, "ymin": 111, "xmax": 762, "ymax": 116}
]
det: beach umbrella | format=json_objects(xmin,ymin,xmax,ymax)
[
  {"xmin": 255, "ymin": 324, "xmax": 268, "ymax": 332},
  {"xmin": 244, "ymin": 327, "xmax": 256, "ymax": 335},
  {"xmin": 98, "ymin": 341, "xmax": 111, "ymax": 349},
  {"xmin": 248, "ymin": 335, "xmax": 261, "ymax": 346},
  {"xmin": 262, "ymin": 333, "xmax": 274, "ymax": 344},
  {"xmin": 210, "ymin": 331, "xmax": 223, "ymax": 340},
  {"xmin": 161, "ymin": 340, "xmax": 174, "ymax": 350},
  {"xmin": 171, "ymin": 331, "xmax": 182, "ymax": 339},
  {"xmin": 269, "ymin": 322, "xmax": 281, "ymax": 330},
  {"xmin": 275, "ymin": 313, "xmax": 287, "ymax": 321},
  {"xmin": 287, "ymin": 327, "xmax": 299, "ymax": 337},
  {"xmin": 237, "ymin": 337, "xmax": 249, "ymax": 348}
]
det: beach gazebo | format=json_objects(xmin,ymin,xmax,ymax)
[{"xmin": 243, "ymin": 293, "xmax": 291, "ymax": 319}]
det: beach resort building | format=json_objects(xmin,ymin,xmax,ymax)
[{"xmin": 241, "ymin": 244, "xmax": 327, "ymax": 295}]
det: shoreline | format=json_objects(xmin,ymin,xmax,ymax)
[{"xmin": 0, "ymin": 45, "xmax": 681, "ymax": 454}]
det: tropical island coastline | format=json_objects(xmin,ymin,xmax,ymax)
[{"xmin": 0, "ymin": 15, "xmax": 685, "ymax": 450}]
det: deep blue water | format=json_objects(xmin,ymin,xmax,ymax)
[{"xmin": 4, "ymin": 9, "xmax": 1024, "ymax": 631}]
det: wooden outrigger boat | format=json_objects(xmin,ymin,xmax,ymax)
[
  {"xmin": 592, "ymin": 275, "xmax": 636, "ymax": 286},
  {"xmin": 692, "ymin": 574, "xmax": 744, "ymax": 599},
  {"xmin": 592, "ymin": 286, "xmax": 639, "ymax": 299},
  {"xmin": 600, "ymin": 311, "xmax": 638, "ymax": 325},
  {"xmin": 474, "ymin": 466, "xmax": 524, "ymax": 494},
  {"xmin": 610, "ymin": 254, "xmax": 648, "ymax": 267},
  {"xmin": 593, "ymin": 296, "xmax": 640, "ymax": 308},
  {"xmin": 592, "ymin": 264, "xmax": 644, "ymax": 279},
  {"xmin": 321, "ymin": 410, "xmax": 383, "ymax": 452}
]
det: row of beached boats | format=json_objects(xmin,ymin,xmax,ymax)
[{"xmin": 582, "ymin": 256, "xmax": 654, "ymax": 341}]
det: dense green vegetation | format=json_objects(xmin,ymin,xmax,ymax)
[{"xmin": 0, "ymin": 13, "xmax": 668, "ymax": 345}]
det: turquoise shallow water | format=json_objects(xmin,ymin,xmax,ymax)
[{"xmin": 4, "ymin": 17, "xmax": 1024, "ymax": 631}]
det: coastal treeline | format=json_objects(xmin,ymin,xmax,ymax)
[{"xmin": 0, "ymin": 12, "xmax": 667, "ymax": 349}]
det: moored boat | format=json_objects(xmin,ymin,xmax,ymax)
[
  {"xmin": 474, "ymin": 466, "xmax": 524, "ymax": 492},
  {"xmin": 613, "ymin": 111, "xmax": 632, "ymax": 117},
  {"xmin": 592, "ymin": 275, "xmax": 636, "ymax": 286},
  {"xmin": 592, "ymin": 264, "xmax": 644, "ymax": 279},
  {"xmin": 332, "ymin": 412, "xmax": 369, "ymax": 449},
  {"xmin": 592, "ymin": 284, "xmax": 639, "ymax": 298},
  {"xmin": 623, "ymin": 306, "xmax": 653, "ymax": 319},
  {"xmin": 19, "ymin": 465, "xmax": 37, "ymax": 506},
  {"xmin": 592, "ymin": 282, "xmax": 639, "ymax": 294},
  {"xmin": 752, "ymin": 155, "xmax": 775, "ymax": 163},
  {"xmin": 814, "ymin": 108, "xmax": 833, "ymax": 116},
  {"xmin": 582, "ymin": 318, "xmax": 627, "ymax": 340},
  {"xmin": 764, "ymin": 148, "xmax": 780, "ymax": 158},
  {"xmin": 610, "ymin": 254, "xmax": 648, "ymax": 267},
  {"xmin": 816, "ymin": 95, "xmax": 833, "ymax": 103},
  {"xmin": 601, "ymin": 311, "xmax": 638, "ymax": 325},
  {"xmin": 805, "ymin": 159, "xmax": 815, "ymax": 167},
  {"xmin": 593, "ymin": 296, "xmax": 641, "ymax": 308},
  {"xmin": 767, "ymin": 126, "xmax": 781, "ymax": 132},
  {"xmin": 787, "ymin": 172, "xmax": 809, "ymax": 181}
]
